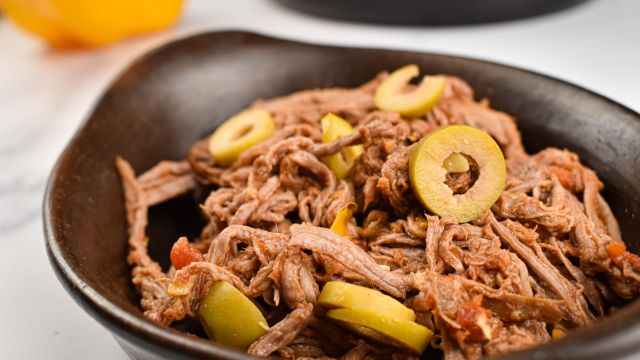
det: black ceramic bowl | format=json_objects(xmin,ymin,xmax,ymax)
[
  {"xmin": 44, "ymin": 31, "xmax": 640, "ymax": 360},
  {"xmin": 275, "ymin": 0, "xmax": 589, "ymax": 25}
]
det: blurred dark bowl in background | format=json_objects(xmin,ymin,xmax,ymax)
[{"xmin": 275, "ymin": 0, "xmax": 589, "ymax": 25}]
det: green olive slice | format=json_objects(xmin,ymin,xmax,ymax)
[
  {"xmin": 321, "ymin": 113, "xmax": 364, "ymax": 179},
  {"xmin": 198, "ymin": 281, "xmax": 269, "ymax": 349},
  {"xmin": 409, "ymin": 125, "xmax": 506, "ymax": 223},
  {"xmin": 374, "ymin": 64, "xmax": 445, "ymax": 117},
  {"xmin": 443, "ymin": 152, "xmax": 470, "ymax": 173},
  {"xmin": 329, "ymin": 202, "xmax": 357, "ymax": 238},
  {"xmin": 318, "ymin": 281, "xmax": 415, "ymax": 321},
  {"xmin": 326, "ymin": 308, "xmax": 433, "ymax": 354},
  {"xmin": 208, "ymin": 108, "xmax": 275, "ymax": 166}
]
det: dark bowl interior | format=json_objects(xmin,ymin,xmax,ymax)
[{"xmin": 44, "ymin": 31, "xmax": 640, "ymax": 360}]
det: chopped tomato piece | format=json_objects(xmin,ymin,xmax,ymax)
[
  {"xmin": 547, "ymin": 165, "xmax": 580, "ymax": 192},
  {"xmin": 170, "ymin": 237, "xmax": 203, "ymax": 270},
  {"xmin": 607, "ymin": 243, "xmax": 640, "ymax": 267},
  {"xmin": 623, "ymin": 251, "xmax": 640, "ymax": 266},
  {"xmin": 456, "ymin": 295, "xmax": 492, "ymax": 341},
  {"xmin": 607, "ymin": 243, "xmax": 627, "ymax": 264}
]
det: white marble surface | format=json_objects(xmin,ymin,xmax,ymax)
[{"xmin": 0, "ymin": 0, "xmax": 639, "ymax": 358}]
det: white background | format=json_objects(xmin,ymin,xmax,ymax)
[{"xmin": 1, "ymin": 0, "xmax": 639, "ymax": 359}]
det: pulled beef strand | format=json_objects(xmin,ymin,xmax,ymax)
[
  {"xmin": 289, "ymin": 224, "xmax": 406, "ymax": 299},
  {"xmin": 116, "ymin": 73, "xmax": 640, "ymax": 359}
]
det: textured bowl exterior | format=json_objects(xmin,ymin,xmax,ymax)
[{"xmin": 44, "ymin": 31, "xmax": 640, "ymax": 360}]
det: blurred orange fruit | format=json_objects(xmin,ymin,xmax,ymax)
[{"xmin": 0, "ymin": 0, "xmax": 184, "ymax": 48}]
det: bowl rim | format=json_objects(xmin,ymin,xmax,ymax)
[{"xmin": 43, "ymin": 29, "xmax": 640, "ymax": 360}]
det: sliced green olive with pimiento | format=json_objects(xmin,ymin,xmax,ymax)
[
  {"xmin": 374, "ymin": 64, "xmax": 445, "ymax": 117},
  {"xmin": 198, "ymin": 281, "xmax": 269, "ymax": 350},
  {"xmin": 329, "ymin": 202, "xmax": 358, "ymax": 238},
  {"xmin": 443, "ymin": 152, "xmax": 470, "ymax": 173},
  {"xmin": 208, "ymin": 108, "xmax": 275, "ymax": 167},
  {"xmin": 409, "ymin": 125, "xmax": 506, "ymax": 223},
  {"xmin": 318, "ymin": 281, "xmax": 415, "ymax": 321},
  {"xmin": 321, "ymin": 113, "xmax": 364, "ymax": 179},
  {"xmin": 326, "ymin": 308, "xmax": 433, "ymax": 354}
]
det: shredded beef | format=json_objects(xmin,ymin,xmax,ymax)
[
  {"xmin": 414, "ymin": 272, "xmax": 554, "ymax": 359},
  {"xmin": 116, "ymin": 71, "xmax": 639, "ymax": 359},
  {"xmin": 115, "ymin": 157, "xmax": 170, "ymax": 323},
  {"xmin": 290, "ymin": 224, "xmax": 407, "ymax": 298},
  {"xmin": 249, "ymin": 303, "xmax": 315, "ymax": 357},
  {"xmin": 378, "ymin": 145, "xmax": 416, "ymax": 216},
  {"xmin": 350, "ymin": 111, "xmax": 411, "ymax": 210}
]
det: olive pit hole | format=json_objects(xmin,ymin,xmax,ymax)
[{"xmin": 232, "ymin": 124, "xmax": 253, "ymax": 140}]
